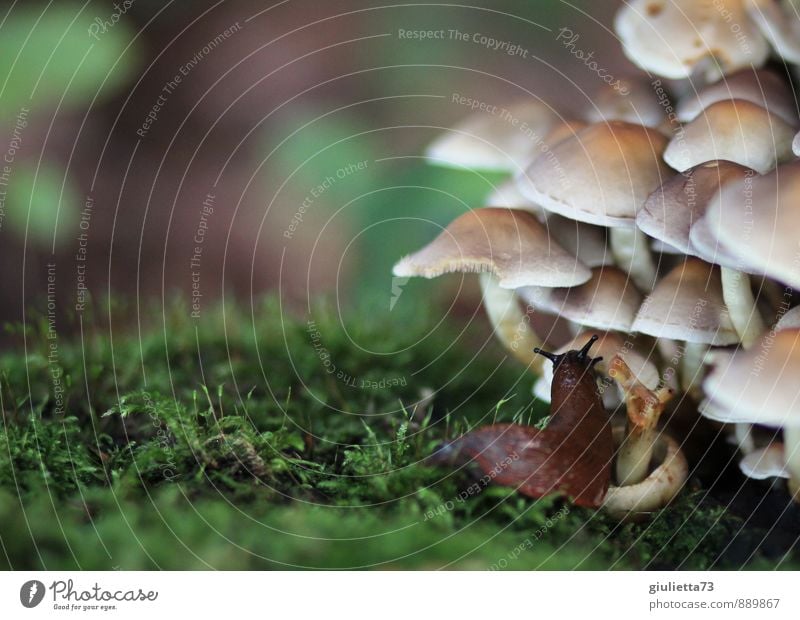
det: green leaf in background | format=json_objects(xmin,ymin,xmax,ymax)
[
  {"xmin": 0, "ymin": 4, "xmax": 139, "ymax": 116},
  {"xmin": 4, "ymin": 161, "xmax": 80, "ymax": 247}
]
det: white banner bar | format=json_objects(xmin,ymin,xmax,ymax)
[{"xmin": 0, "ymin": 571, "xmax": 796, "ymax": 619}]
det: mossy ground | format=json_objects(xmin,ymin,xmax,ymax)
[{"xmin": 1, "ymin": 296, "xmax": 797, "ymax": 570}]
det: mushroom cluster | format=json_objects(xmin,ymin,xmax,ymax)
[{"xmin": 393, "ymin": 1, "xmax": 800, "ymax": 515}]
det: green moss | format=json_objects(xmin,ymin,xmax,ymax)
[{"xmin": 0, "ymin": 296, "xmax": 794, "ymax": 569}]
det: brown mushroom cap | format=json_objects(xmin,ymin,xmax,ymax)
[
  {"xmin": 677, "ymin": 69, "xmax": 798, "ymax": 126},
  {"xmin": 664, "ymin": 99, "xmax": 796, "ymax": 174},
  {"xmin": 702, "ymin": 327, "xmax": 800, "ymax": 427},
  {"xmin": 426, "ymin": 100, "xmax": 559, "ymax": 172},
  {"xmin": 615, "ymin": 0, "xmax": 770, "ymax": 80},
  {"xmin": 518, "ymin": 267, "xmax": 642, "ymax": 332},
  {"xmin": 518, "ymin": 121, "xmax": 671, "ymax": 228},
  {"xmin": 637, "ymin": 160, "xmax": 752, "ymax": 255},
  {"xmin": 632, "ymin": 258, "xmax": 740, "ymax": 345},
  {"xmin": 704, "ymin": 161, "xmax": 800, "ymax": 288},
  {"xmin": 392, "ymin": 208, "xmax": 591, "ymax": 289}
]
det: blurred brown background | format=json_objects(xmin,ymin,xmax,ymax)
[{"xmin": 0, "ymin": 0, "xmax": 633, "ymax": 339}]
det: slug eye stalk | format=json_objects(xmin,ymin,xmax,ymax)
[{"xmin": 534, "ymin": 334, "xmax": 603, "ymax": 369}]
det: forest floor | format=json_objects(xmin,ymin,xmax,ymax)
[{"xmin": 1, "ymin": 297, "xmax": 798, "ymax": 569}]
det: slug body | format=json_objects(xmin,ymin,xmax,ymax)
[
  {"xmin": 535, "ymin": 335, "xmax": 614, "ymax": 506},
  {"xmin": 432, "ymin": 336, "xmax": 613, "ymax": 507}
]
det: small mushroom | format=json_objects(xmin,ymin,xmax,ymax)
[
  {"xmin": 393, "ymin": 208, "xmax": 591, "ymax": 372},
  {"xmin": 639, "ymin": 161, "xmax": 766, "ymax": 349},
  {"xmin": 485, "ymin": 182, "xmax": 613, "ymax": 269},
  {"xmin": 632, "ymin": 258, "xmax": 739, "ymax": 394},
  {"xmin": 663, "ymin": 99, "xmax": 796, "ymax": 174},
  {"xmin": 614, "ymin": 0, "xmax": 770, "ymax": 80},
  {"xmin": 701, "ymin": 327, "xmax": 800, "ymax": 500},
  {"xmin": 517, "ymin": 121, "xmax": 672, "ymax": 290},
  {"xmin": 676, "ymin": 68, "xmax": 798, "ymax": 126},
  {"xmin": 740, "ymin": 443, "xmax": 790, "ymax": 480},
  {"xmin": 638, "ymin": 160, "xmax": 751, "ymax": 256},
  {"xmin": 700, "ymin": 161, "xmax": 800, "ymax": 290},
  {"xmin": 518, "ymin": 266, "xmax": 642, "ymax": 334},
  {"xmin": 584, "ymin": 76, "xmax": 667, "ymax": 128},
  {"xmin": 426, "ymin": 100, "xmax": 559, "ymax": 172}
]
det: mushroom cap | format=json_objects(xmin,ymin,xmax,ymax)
[
  {"xmin": 584, "ymin": 76, "xmax": 667, "ymax": 128},
  {"xmin": 486, "ymin": 179, "xmax": 546, "ymax": 214},
  {"xmin": 702, "ymin": 327, "xmax": 800, "ymax": 427},
  {"xmin": 632, "ymin": 258, "xmax": 740, "ymax": 345},
  {"xmin": 517, "ymin": 121, "xmax": 671, "ymax": 228},
  {"xmin": 392, "ymin": 208, "xmax": 592, "ymax": 289},
  {"xmin": 426, "ymin": 100, "xmax": 559, "ymax": 172},
  {"xmin": 746, "ymin": 0, "xmax": 800, "ymax": 65},
  {"xmin": 535, "ymin": 331, "xmax": 661, "ymax": 407},
  {"xmin": 517, "ymin": 267, "xmax": 642, "ymax": 332},
  {"xmin": 663, "ymin": 99, "xmax": 796, "ymax": 174},
  {"xmin": 698, "ymin": 395, "xmax": 739, "ymax": 423},
  {"xmin": 545, "ymin": 215, "xmax": 612, "ymax": 268},
  {"xmin": 614, "ymin": 0, "xmax": 770, "ymax": 80},
  {"xmin": 539, "ymin": 119, "xmax": 589, "ymax": 149},
  {"xmin": 705, "ymin": 161, "xmax": 800, "ymax": 288},
  {"xmin": 637, "ymin": 160, "xmax": 752, "ymax": 255},
  {"xmin": 677, "ymin": 68, "xmax": 798, "ymax": 126},
  {"xmin": 793, "ymin": 130, "xmax": 800, "ymax": 157},
  {"xmin": 739, "ymin": 443, "xmax": 790, "ymax": 480},
  {"xmin": 688, "ymin": 211, "xmax": 761, "ymax": 273},
  {"xmin": 776, "ymin": 305, "xmax": 800, "ymax": 331}
]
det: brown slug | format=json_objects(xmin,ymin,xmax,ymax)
[{"xmin": 431, "ymin": 335, "xmax": 613, "ymax": 507}]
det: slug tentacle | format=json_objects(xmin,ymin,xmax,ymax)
[{"xmin": 534, "ymin": 334, "xmax": 603, "ymax": 370}]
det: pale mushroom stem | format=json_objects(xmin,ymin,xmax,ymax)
[
  {"xmin": 609, "ymin": 227, "xmax": 657, "ymax": 292},
  {"xmin": 785, "ymin": 425, "xmax": 800, "ymax": 502},
  {"xmin": 655, "ymin": 338, "xmax": 680, "ymax": 391},
  {"xmin": 720, "ymin": 267, "xmax": 765, "ymax": 348},
  {"xmin": 479, "ymin": 273, "xmax": 545, "ymax": 374},
  {"xmin": 720, "ymin": 266, "xmax": 765, "ymax": 455},
  {"xmin": 611, "ymin": 356, "xmax": 674, "ymax": 486},
  {"xmin": 680, "ymin": 341, "xmax": 707, "ymax": 397}
]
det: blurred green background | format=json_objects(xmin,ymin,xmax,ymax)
[{"xmin": 0, "ymin": 0, "xmax": 625, "ymax": 336}]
